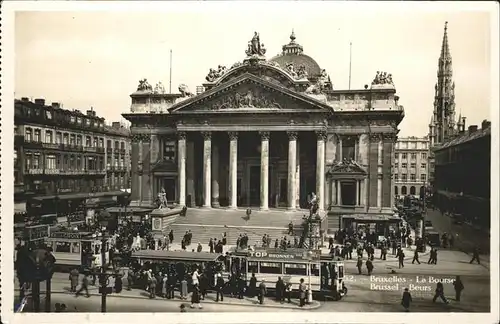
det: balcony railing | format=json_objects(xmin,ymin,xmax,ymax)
[{"xmin": 25, "ymin": 168, "xmax": 107, "ymax": 176}]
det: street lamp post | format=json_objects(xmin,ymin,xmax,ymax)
[{"xmin": 306, "ymin": 250, "xmax": 313, "ymax": 304}]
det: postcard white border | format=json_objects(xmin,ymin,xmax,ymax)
[{"xmin": 1, "ymin": 1, "xmax": 499, "ymax": 323}]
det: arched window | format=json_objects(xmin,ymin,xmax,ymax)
[
  {"xmin": 401, "ymin": 186, "xmax": 407, "ymax": 195},
  {"xmin": 394, "ymin": 186, "xmax": 399, "ymax": 196},
  {"xmin": 410, "ymin": 186, "xmax": 416, "ymax": 195}
]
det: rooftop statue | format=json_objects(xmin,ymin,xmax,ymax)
[
  {"xmin": 154, "ymin": 82, "xmax": 166, "ymax": 94},
  {"xmin": 205, "ymin": 65, "xmax": 227, "ymax": 83},
  {"xmin": 137, "ymin": 78, "xmax": 153, "ymax": 92},
  {"xmin": 245, "ymin": 32, "xmax": 267, "ymax": 56},
  {"xmin": 371, "ymin": 71, "xmax": 394, "ymax": 86},
  {"xmin": 178, "ymin": 84, "xmax": 194, "ymax": 97},
  {"xmin": 296, "ymin": 64, "xmax": 308, "ymax": 79}
]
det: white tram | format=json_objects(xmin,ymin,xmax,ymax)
[
  {"xmin": 44, "ymin": 231, "xmax": 109, "ymax": 271},
  {"xmin": 226, "ymin": 247, "xmax": 346, "ymax": 300}
]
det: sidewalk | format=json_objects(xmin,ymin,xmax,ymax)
[{"xmin": 15, "ymin": 279, "xmax": 321, "ymax": 310}]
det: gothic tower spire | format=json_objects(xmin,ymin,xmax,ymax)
[{"xmin": 429, "ymin": 21, "xmax": 456, "ymax": 146}]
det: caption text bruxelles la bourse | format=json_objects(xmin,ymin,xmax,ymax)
[{"xmin": 342, "ymin": 275, "xmax": 455, "ymax": 292}]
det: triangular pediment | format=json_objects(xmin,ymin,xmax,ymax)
[
  {"xmin": 169, "ymin": 73, "xmax": 331, "ymax": 113},
  {"xmin": 328, "ymin": 160, "xmax": 367, "ymax": 175}
]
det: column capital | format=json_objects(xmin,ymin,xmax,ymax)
[
  {"xmin": 228, "ymin": 131, "xmax": 239, "ymax": 140},
  {"xmin": 140, "ymin": 134, "xmax": 151, "ymax": 143},
  {"xmin": 131, "ymin": 134, "xmax": 142, "ymax": 143},
  {"xmin": 315, "ymin": 130, "xmax": 327, "ymax": 141},
  {"xmin": 177, "ymin": 131, "xmax": 187, "ymax": 140},
  {"xmin": 287, "ymin": 131, "xmax": 298, "ymax": 140},
  {"xmin": 369, "ymin": 133, "xmax": 382, "ymax": 142},
  {"xmin": 259, "ymin": 131, "xmax": 270, "ymax": 140},
  {"xmin": 382, "ymin": 133, "xmax": 397, "ymax": 142},
  {"xmin": 201, "ymin": 131, "xmax": 212, "ymax": 140}
]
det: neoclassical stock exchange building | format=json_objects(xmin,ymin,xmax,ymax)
[{"xmin": 123, "ymin": 32, "xmax": 404, "ymax": 230}]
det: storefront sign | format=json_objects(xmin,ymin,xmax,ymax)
[
  {"xmin": 49, "ymin": 231, "xmax": 86, "ymax": 240},
  {"xmin": 24, "ymin": 225, "xmax": 50, "ymax": 241}
]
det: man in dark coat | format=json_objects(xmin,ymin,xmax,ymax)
[
  {"xmin": 258, "ymin": 280, "xmax": 267, "ymax": 305},
  {"xmin": 366, "ymin": 259, "xmax": 374, "ymax": 276},
  {"xmin": 168, "ymin": 230, "xmax": 174, "ymax": 244},
  {"xmin": 209, "ymin": 238, "xmax": 214, "ymax": 253},
  {"xmin": 356, "ymin": 257, "xmax": 363, "ymax": 275},
  {"xmin": 275, "ymin": 277, "xmax": 285, "ymax": 303},
  {"xmin": 298, "ymin": 278, "xmax": 307, "ymax": 307},
  {"xmin": 75, "ymin": 273, "xmax": 90, "ymax": 298},
  {"xmin": 149, "ymin": 275, "xmax": 157, "ymax": 298},
  {"xmin": 412, "ymin": 249, "xmax": 421, "ymax": 264},
  {"xmin": 432, "ymin": 281, "xmax": 448, "ymax": 304},
  {"xmin": 248, "ymin": 272, "xmax": 257, "ymax": 298},
  {"xmin": 237, "ymin": 275, "xmax": 246, "ymax": 299},
  {"xmin": 215, "ymin": 273, "xmax": 225, "ymax": 302},
  {"xmin": 470, "ymin": 246, "xmax": 481, "ymax": 264},
  {"xmin": 69, "ymin": 268, "xmax": 80, "ymax": 292},
  {"xmin": 401, "ymin": 287, "xmax": 412, "ymax": 312},
  {"xmin": 453, "ymin": 276, "xmax": 464, "ymax": 302},
  {"xmin": 397, "ymin": 248, "xmax": 405, "ymax": 268}
]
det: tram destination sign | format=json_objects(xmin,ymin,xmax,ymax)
[
  {"xmin": 24, "ymin": 225, "xmax": 50, "ymax": 241},
  {"xmin": 248, "ymin": 248, "xmax": 321, "ymax": 261},
  {"xmin": 49, "ymin": 232, "xmax": 87, "ymax": 240}
]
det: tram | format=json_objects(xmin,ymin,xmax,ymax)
[
  {"xmin": 226, "ymin": 247, "xmax": 346, "ymax": 300},
  {"xmin": 44, "ymin": 231, "xmax": 110, "ymax": 271}
]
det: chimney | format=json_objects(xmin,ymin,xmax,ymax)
[
  {"xmin": 51, "ymin": 102, "xmax": 60, "ymax": 109},
  {"xmin": 34, "ymin": 98, "xmax": 46, "ymax": 106},
  {"xmin": 481, "ymin": 120, "xmax": 491, "ymax": 130},
  {"xmin": 21, "ymin": 97, "xmax": 30, "ymax": 102},
  {"xmin": 468, "ymin": 125, "xmax": 478, "ymax": 133},
  {"xmin": 112, "ymin": 122, "xmax": 121, "ymax": 129}
]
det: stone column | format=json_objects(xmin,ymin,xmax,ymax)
[
  {"xmin": 316, "ymin": 131, "xmax": 326, "ymax": 211},
  {"xmin": 362, "ymin": 179, "xmax": 368, "ymax": 207},
  {"xmin": 337, "ymin": 181, "xmax": 342, "ymax": 206},
  {"xmin": 338, "ymin": 136, "xmax": 343, "ymax": 160},
  {"xmin": 202, "ymin": 131, "xmax": 212, "ymax": 208},
  {"xmin": 186, "ymin": 140, "xmax": 196, "ymax": 207},
  {"xmin": 228, "ymin": 132, "xmax": 238, "ymax": 209},
  {"xmin": 377, "ymin": 175, "xmax": 382, "ymax": 208},
  {"xmin": 211, "ymin": 142, "xmax": 220, "ymax": 207},
  {"xmin": 295, "ymin": 141, "xmax": 301, "ymax": 208},
  {"xmin": 141, "ymin": 135, "xmax": 151, "ymax": 204},
  {"xmin": 356, "ymin": 180, "xmax": 360, "ymax": 205},
  {"xmin": 331, "ymin": 179, "xmax": 337, "ymax": 205},
  {"xmin": 259, "ymin": 131, "xmax": 270, "ymax": 210},
  {"xmin": 177, "ymin": 132, "xmax": 187, "ymax": 206},
  {"xmin": 131, "ymin": 135, "xmax": 140, "ymax": 201},
  {"xmin": 287, "ymin": 131, "xmax": 297, "ymax": 210}
]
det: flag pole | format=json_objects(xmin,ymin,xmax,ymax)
[
  {"xmin": 348, "ymin": 42, "xmax": 352, "ymax": 90},
  {"xmin": 169, "ymin": 49, "xmax": 173, "ymax": 94}
]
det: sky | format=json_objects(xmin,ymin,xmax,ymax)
[{"xmin": 14, "ymin": 3, "xmax": 493, "ymax": 137}]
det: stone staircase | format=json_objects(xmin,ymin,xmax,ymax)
[{"xmin": 168, "ymin": 208, "xmax": 308, "ymax": 247}]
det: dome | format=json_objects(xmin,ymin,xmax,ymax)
[{"xmin": 269, "ymin": 31, "xmax": 322, "ymax": 77}]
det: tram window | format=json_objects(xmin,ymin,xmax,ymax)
[
  {"xmin": 284, "ymin": 263, "xmax": 307, "ymax": 276},
  {"xmin": 259, "ymin": 262, "xmax": 282, "ymax": 274},
  {"xmin": 81, "ymin": 241, "xmax": 91, "ymax": 253},
  {"xmin": 311, "ymin": 264, "xmax": 320, "ymax": 276},
  {"xmin": 72, "ymin": 242, "xmax": 81, "ymax": 253},
  {"xmin": 248, "ymin": 261, "xmax": 258, "ymax": 274},
  {"xmin": 55, "ymin": 242, "xmax": 72, "ymax": 253}
]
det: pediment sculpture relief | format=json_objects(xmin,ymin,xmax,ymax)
[
  {"xmin": 328, "ymin": 159, "xmax": 366, "ymax": 174},
  {"xmin": 137, "ymin": 78, "xmax": 153, "ymax": 92},
  {"xmin": 178, "ymin": 84, "xmax": 194, "ymax": 97},
  {"xmin": 209, "ymin": 89, "xmax": 282, "ymax": 110}
]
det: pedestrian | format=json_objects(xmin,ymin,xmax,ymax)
[
  {"xmin": 380, "ymin": 246, "xmax": 387, "ymax": 260},
  {"xmin": 169, "ymin": 230, "xmax": 174, "ymax": 244},
  {"xmin": 209, "ymin": 238, "xmax": 214, "ymax": 253},
  {"xmin": 366, "ymin": 259, "xmax": 374, "ymax": 275},
  {"xmin": 181, "ymin": 277, "xmax": 188, "ymax": 300},
  {"xmin": 197, "ymin": 242, "xmax": 202, "ymax": 253},
  {"xmin": 75, "ymin": 273, "xmax": 90, "ymax": 298},
  {"xmin": 216, "ymin": 273, "xmax": 225, "ymax": 302},
  {"xmin": 432, "ymin": 281, "xmax": 449, "ymax": 304},
  {"xmin": 199, "ymin": 273, "xmax": 208, "ymax": 300},
  {"xmin": 222, "ymin": 232, "xmax": 227, "ymax": 246},
  {"xmin": 298, "ymin": 278, "xmax": 307, "ymax": 307},
  {"xmin": 288, "ymin": 221, "xmax": 294, "ymax": 235},
  {"xmin": 274, "ymin": 239, "xmax": 279, "ymax": 249},
  {"xmin": 449, "ymin": 234, "xmax": 455, "ymax": 248},
  {"xmin": 412, "ymin": 249, "xmax": 421, "ymax": 264},
  {"xmin": 329, "ymin": 237, "xmax": 334, "ymax": 250},
  {"xmin": 453, "ymin": 275, "xmax": 464, "ymax": 302},
  {"xmin": 401, "ymin": 287, "xmax": 412, "ymax": 312},
  {"xmin": 190, "ymin": 285, "xmax": 202, "ymax": 309},
  {"xmin": 285, "ymin": 282, "xmax": 292, "ymax": 303},
  {"xmin": 149, "ymin": 275, "xmax": 157, "ymax": 299},
  {"xmin": 356, "ymin": 257, "xmax": 363, "ymax": 275},
  {"xmin": 258, "ymin": 280, "xmax": 267, "ymax": 305},
  {"xmin": 275, "ymin": 277, "xmax": 285, "ymax": 303},
  {"xmin": 397, "ymin": 248, "xmax": 405, "ymax": 268},
  {"xmin": 470, "ymin": 246, "xmax": 481, "ymax": 264},
  {"xmin": 69, "ymin": 268, "xmax": 79, "ymax": 292},
  {"xmin": 192, "ymin": 268, "xmax": 200, "ymax": 286},
  {"xmin": 248, "ymin": 272, "xmax": 257, "ymax": 298},
  {"xmin": 237, "ymin": 275, "xmax": 246, "ymax": 299}
]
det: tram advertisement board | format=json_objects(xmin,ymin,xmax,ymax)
[
  {"xmin": 24, "ymin": 224, "xmax": 50, "ymax": 241},
  {"xmin": 248, "ymin": 248, "xmax": 321, "ymax": 261}
]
